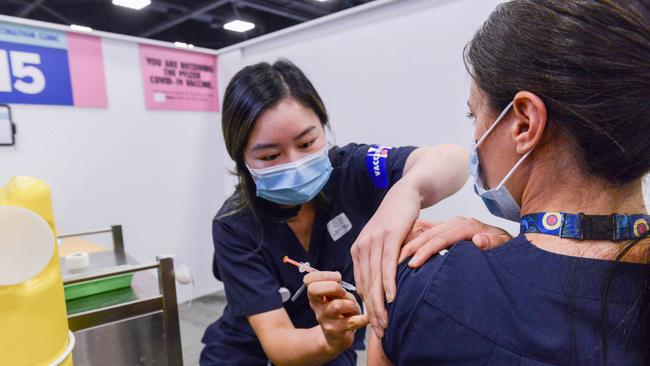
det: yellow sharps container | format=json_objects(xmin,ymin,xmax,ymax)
[{"xmin": 0, "ymin": 176, "xmax": 74, "ymax": 366}]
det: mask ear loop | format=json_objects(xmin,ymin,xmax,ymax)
[
  {"xmin": 474, "ymin": 100, "xmax": 533, "ymax": 188},
  {"xmin": 476, "ymin": 101, "xmax": 514, "ymax": 147},
  {"xmin": 496, "ymin": 149, "xmax": 533, "ymax": 189}
]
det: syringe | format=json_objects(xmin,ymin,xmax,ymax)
[{"xmin": 283, "ymin": 256, "xmax": 357, "ymax": 302}]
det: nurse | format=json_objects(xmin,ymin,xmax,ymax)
[{"xmin": 200, "ymin": 59, "xmax": 470, "ymax": 365}]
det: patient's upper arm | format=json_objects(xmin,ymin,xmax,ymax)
[{"xmin": 381, "ymin": 252, "xmax": 450, "ymax": 362}]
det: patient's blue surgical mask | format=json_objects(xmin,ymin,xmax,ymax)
[
  {"xmin": 470, "ymin": 101, "xmax": 533, "ymax": 222},
  {"xmin": 247, "ymin": 146, "xmax": 333, "ymax": 206}
]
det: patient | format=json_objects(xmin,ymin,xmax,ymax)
[{"xmin": 307, "ymin": 0, "xmax": 650, "ymax": 364}]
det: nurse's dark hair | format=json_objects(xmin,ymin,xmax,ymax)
[
  {"xmin": 220, "ymin": 59, "xmax": 328, "ymax": 218},
  {"xmin": 465, "ymin": 0, "xmax": 650, "ymax": 363}
]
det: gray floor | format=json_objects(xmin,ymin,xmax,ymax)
[{"xmin": 179, "ymin": 292, "xmax": 368, "ymax": 365}]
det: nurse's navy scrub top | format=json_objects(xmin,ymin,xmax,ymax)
[
  {"xmin": 382, "ymin": 234, "xmax": 649, "ymax": 366},
  {"xmin": 201, "ymin": 143, "xmax": 416, "ymax": 366}
]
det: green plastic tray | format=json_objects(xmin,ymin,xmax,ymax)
[{"xmin": 64, "ymin": 273, "xmax": 133, "ymax": 301}]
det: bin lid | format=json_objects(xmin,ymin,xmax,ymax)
[{"xmin": 0, "ymin": 206, "xmax": 54, "ymax": 285}]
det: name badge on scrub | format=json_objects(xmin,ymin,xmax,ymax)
[{"xmin": 327, "ymin": 213, "xmax": 353, "ymax": 241}]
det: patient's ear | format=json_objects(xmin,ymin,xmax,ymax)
[{"xmin": 511, "ymin": 91, "xmax": 547, "ymax": 155}]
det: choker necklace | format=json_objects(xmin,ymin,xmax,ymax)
[{"xmin": 520, "ymin": 212, "xmax": 649, "ymax": 241}]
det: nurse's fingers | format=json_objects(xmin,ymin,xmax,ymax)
[
  {"xmin": 399, "ymin": 218, "xmax": 452, "ymax": 263},
  {"xmin": 307, "ymin": 281, "xmax": 347, "ymax": 304},
  {"xmin": 350, "ymin": 239, "xmax": 366, "ymax": 298},
  {"xmin": 406, "ymin": 217, "xmax": 467, "ymax": 267},
  {"xmin": 352, "ymin": 256, "xmax": 362, "ymax": 298},
  {"xmin": 368, "ymin": 236, "xmax": 387, "ymax": 338},
  {"xmin": 472, "ymin": 231, "xmax": 512, "ymax": 250},
  {"xmin": 351, "ymin": 234, "xmax": 373, "ymax": 324},
  {"xmin": 343, "ymin": 291, "xmax": 363, "ymax": 314},
  {"xmin": 346, "ymin": 314, "xmax": 369, "ymax": 331},
  {"xmin": 319, "ymin": 317, "xmax": 352, "ymax": 340},
  {"xmin": 381, "ymin": 230, "xmax": 403, "ymax": 303},
  {"xmin": 403, "ymin": 220, "xmax": 440, "ymax": 244},
  {"xmin": 398, "ymin": 223, "xmax": 443, "ymax": 263},
  {"xmin": 322, "ymin": 298, "xmax": 359, "ymax": 319},
  {"xmin": 407, "ymin": 217, "xmax": 511, "ymax": 267},
  {"xmin": 303, "ymin": 271, "xmax": 341, "ymax": 286}
]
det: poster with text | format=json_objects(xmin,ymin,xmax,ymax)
[
  {"xmin": 139, "ymin": 44, "xmax": 219, "ymax": 112},
  {"xmin": 0, "ymin": 21, "xmax": 107, "ymax": 108}
]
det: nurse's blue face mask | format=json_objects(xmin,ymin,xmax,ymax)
[
  {"xmin": 470, "ymin": 101, "xmax": 533, "ymax": 222},
  {"xmin": 246, "ymin": 146, "xmax": 333, "ymax": 206}
]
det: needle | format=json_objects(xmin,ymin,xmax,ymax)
[{"xmin": 283, "ymin": 256, "xmax": 357, "ymax": 295}]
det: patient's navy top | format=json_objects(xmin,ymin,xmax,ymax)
[
  {"xmin": 200, "ymin": 143, "xmax": 416, "ymax": 366},
  {"xmin": 383, "ymin": 234, "xmax": 648, "ymax": 366}
]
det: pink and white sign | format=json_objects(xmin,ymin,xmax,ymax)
[
  {"xmin": 139, "ymin": 44, "xmax": 219, "ymax": 112},
  {"xmin": 67, "ymin": 33, "xmax": 108, "ymax": 108},
  {"xmin": 0, "ymin": 21, "xmax": 107, "ymax": 108}
]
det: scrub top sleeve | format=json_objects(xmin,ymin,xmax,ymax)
[
  {"xmin": 349, "ymin": 143, "xmax": 417, "ymax": 214},
  {"xmin": 212, "ymin": 220, "xmax": 284, "ymax": 317},
  {"xmin": 382, "ymin": 253, "xmax": 448, "ymax": 362}
]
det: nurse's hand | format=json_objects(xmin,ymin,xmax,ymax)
[
  {"xmin": 355, "ymin": 215, "xmax": 511, "ymax": 338},
  {"xmin": 304, "ymin": 271, "xmax": 369, "ymax": 354},
  {"xmin": 351, "ymin": 144, "xmax": 475, "ymax": 339},
  {"xmin": 350, "ymin": 181, "xmax": 422, "ymax": 339},
  {"xmin": 399, "ymin": 217, "xmax": 512, "ymax": 266}
]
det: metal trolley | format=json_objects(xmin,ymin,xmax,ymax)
[{"xmin": 59, "ymin": 225, "xmax": 183, "ymax": 366}]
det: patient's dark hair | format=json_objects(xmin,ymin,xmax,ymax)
[
  {"xmin": 465, "ymin": 0, "xmax": 650, "ymax": 186},
  {"xmin": 465, "ymin": 0, "xmax": 650, "ymax": 363}
]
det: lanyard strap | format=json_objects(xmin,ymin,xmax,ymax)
[{"xmin": 520, "ymin": 212, "xmax": 650, "ymax": 241}]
